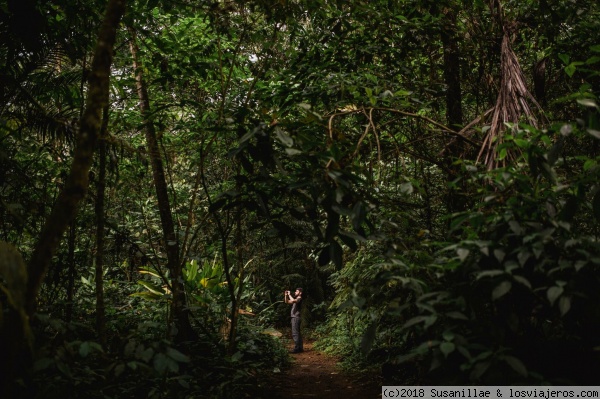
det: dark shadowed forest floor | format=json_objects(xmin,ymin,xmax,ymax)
[{"xmin": 256, "ymin": 333, "xmax": 382, "ymax": 399}]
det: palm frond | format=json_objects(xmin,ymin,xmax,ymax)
[{"xmin": 1, "ymin": 45, "xmax": 84, "ymax": 143}]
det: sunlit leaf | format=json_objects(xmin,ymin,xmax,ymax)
[
  {"xmin": 137, "ymin": 280, "xmax": 166, "ymax": 296},
  {"xmin": 547, "ymin": 286, "xmax": 563, "ymax": 305},
  {"xmin": 559, "ymin": 296, "xmax": 571, "ymax": 316},
  {"xmin": 577, "ymin": 98, "xmax": 598, "ymax": 108},
  {"xmin": 504, "ymin": 355, "xmax": 528, "ymax": 377},
  {"xmin": 275, "ymin": 127, "xmax": 293, "ymax": 147},
  {"xmin": 476, "ymin": 270, "xmax": 504, "ymax": 280},
  {"xmin": 440, "ymin": 342, "xmax": 455, "ymax": 358},
  {"xmin": 285, "ymin": 148, "xmax": 302, "ymax": 156},
  {"xmin": 587, "ymin": 129, "xmax": 600, "ymax": 139},
  {"xmin": 565, "ymin": 63, "xmax": 576, "ymax": 77},
  {"xmin": 508, "ymin": 220, "xmax": 523, "ymax": 235},
  {"xmin": 445, "ymin": 311, "xmax": 468, "ymax": 320},
  {"xmin": 455, "ymin": 248, "xmax": 468, "ymax": 262},
  {"xmin": 494, "ymin": 249, "xmax": 505, "ymax": 263},
  {"xmin": 166, "ymin": 347, "xmax": 190, "ymax": 363},
  {"xmin": 512, "ymin": 275, "xmax": 531, "ymax": 289},
  {"xmin": 558, "ymin": 53, "xmax": 570, "ymax": 65},
  {"xmin": 424, "ymin": 315, "xmax": 438, "ymax": 328},
  {"xmin": 492, "ymin": 281, "xmax": 512, "ymax": 300}
]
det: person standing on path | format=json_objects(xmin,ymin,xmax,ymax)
[{"xmin": 284, "ymin": 288, "xmax": 303, "ymax": 353}]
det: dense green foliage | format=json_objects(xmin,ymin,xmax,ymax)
[{"xmin": 1, "ymin": 0, "xmax": 600, "ymax": 396}]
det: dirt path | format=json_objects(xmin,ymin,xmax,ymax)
[{"xmin": 265, "ymin": 338, "xmax": 382, "ymax": 399}]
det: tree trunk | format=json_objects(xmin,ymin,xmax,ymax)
[
  {"xmin": 25, "ymin": 0, "xmax": 126, "ymax": 316},
  {"xmin": 65, "ymin": 222, "xmax": 76, "ymax": 323},
  {"xmin": 440, "ymin": 5, "xmax": 467, "ymax": 213},
  {"xmin": 0, "ymin": 243, "xmax": 33, "ymax": 398},
  {"xmin": 128, "ymin": 29, "xmax": 196, "ymax": 343},
  {"xmin": 227, "ymin": 173, "xmax": 244, "ymax": 354},
  {"xmin": 441, "ymin": 7, "xmax": 463, "ymax": 129},
  {"xmin": 95, "ymin": 106, "xmax": 109, "ymax": 345}
]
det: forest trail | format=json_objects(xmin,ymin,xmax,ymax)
[{"xmin": 264, "ymin": 337, "xmax": 382, "ymax": 399}]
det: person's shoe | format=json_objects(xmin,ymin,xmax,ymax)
[{"xmin": 290, "ymin": 349, "xmax": 303, "ymax": 353}]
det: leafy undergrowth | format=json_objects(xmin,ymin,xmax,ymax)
[
  {"xmin": 313, "ymin": 119, "xmax": 600, "ymax": 385},
  {"xmin": 31, "ymin": 316, "xmax": 289, "ymax": 399}
]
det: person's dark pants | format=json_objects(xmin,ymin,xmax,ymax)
[{"xmin": 291, "ymin": 317, "xmax": 303, "ymax": 351}]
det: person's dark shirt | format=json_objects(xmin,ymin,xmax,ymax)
[{"xmin": 291, "ymin": 296, "xmax": 302, "ymax": 318}]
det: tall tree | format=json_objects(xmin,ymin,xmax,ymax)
[
  {"xmin": 436, "ymin": 1, "xmax": 469, "ymax": 213},
  {"xmin": 94, "ymin": 105, "xmax": 109, "ymax": 344},
  {"xmin": 440, "ymin": 4, "xmax": 463, "ymax": 128},
  {"xmin": 25, "ymin": 0, "xmax": 126, "ymax": 315},
  {"xmin": 128, "ymin": 27, "xmax": 196, "ymax": 343}
]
